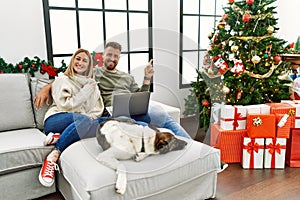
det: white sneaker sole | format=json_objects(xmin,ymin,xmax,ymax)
[{"xmin": 38, "ymin": 168, "xmax": 55, "ymax": 187}]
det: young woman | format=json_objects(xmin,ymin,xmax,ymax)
[{"xmin": 39, "ymin": 48, "xmax": 105, "ymax": 187}]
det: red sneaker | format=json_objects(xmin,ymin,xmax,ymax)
[
  {"xmin": 44, "ymin": 132, "xmax": 60, "ymax": 146},
  {"xmin": 38, "ymin": 159, "xmax": 59, "ymax": 187}
]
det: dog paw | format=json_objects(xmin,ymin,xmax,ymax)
[
  {"xmin": 134, "ymin": 153, "xmax": 148, "ymax": 162},
  {"xmin": 134, "ymin": 153, "xmax": 142, "ymax": 162},
  {"xmin": 116, "ymin": 173, "xmax": 127, "ymax": 195}
]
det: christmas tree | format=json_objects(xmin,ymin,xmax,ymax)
[{"xmin": 184, "ymin": 0, "xmax": 292, "ymax": 131}]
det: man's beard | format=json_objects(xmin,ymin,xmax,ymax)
[{"xmin": 104, "ymin": 60, "xmax": 118, "ymax": 71}]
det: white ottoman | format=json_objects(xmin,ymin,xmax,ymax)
[{"xmin": 57, "ymin": 137, "xmax": 220, "ymax": 200}]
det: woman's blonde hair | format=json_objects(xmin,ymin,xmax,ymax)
[{"xmin": 64, "ymin": 48, "xmax": 94, "ymax": 78}]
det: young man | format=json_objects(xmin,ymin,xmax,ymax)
[{"xmin": 34, "ymin": 41, "xmax": 191, "ymax": 139}]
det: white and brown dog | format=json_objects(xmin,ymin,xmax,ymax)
[{"xmin": 96, "ymin": 118, "xmax": 187, "ymax": 195}]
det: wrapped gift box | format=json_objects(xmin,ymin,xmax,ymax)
[
  {"xmin": 247, "ymin": 114, "xmax": 276, "ymax": 138},
  {"xmin": 242, "ymin": 137, "xmax": 264, "ymax": 169},
  {"xmin": 244, "ymin": 104, "xmax": 270, "ymax": 114},
  {"xmin": 276, "ymin": 114, "xmax": 291, "ymax": 138},
  {"xmin": 210, "ymin": 123, "xmax": 247, "ymax": 163},
  {"xmin": 286, "ymin": 129, "xmax": 300, "ymax": 167},
  {"xmin": 220, "ymin": 105, "xmax": 247, "ymax": 130},
  {"xmin": 280, "ymin": 100, "xmax": 300, "ymax": 128},
  {"xmin": 266, "ymin": 103, "xmax": 296, "ymax": 128},
  {"xmin": 264, "ymin": 138, "xmax": 286, "ymax": 169}
]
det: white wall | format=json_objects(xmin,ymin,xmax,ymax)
[
  {"xmin": 0, "ymin": 0, "xmax": 299, "ymax": 114},
  {"xmin": 0, "ymin": 1, "xmax": 47, "ymax": 63}
]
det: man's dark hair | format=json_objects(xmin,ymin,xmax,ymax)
[{"xmin": 105, "ymin": 41, "xmax": 122, "ymax": 51}]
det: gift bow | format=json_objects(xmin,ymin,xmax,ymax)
[
  {"xmin": 243, "ymin": 140, "xmax": 264, "ymax": 154},
  {"xmin": 266, "ymin": 143, "xmax": 286, "ymax": 155},
  {"xmin": 266, "ymin": 139, "xmax": 286, "ymax": 168}
]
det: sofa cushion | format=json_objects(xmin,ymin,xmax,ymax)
[
  {"xmin": 30, "ymin": 77, "xmax": 53, "ymax": 130},
  {"xmin": 0, "ymin": 74, "xmax": 36, "ymax": 131},
  {"xmin": 0, "ymin": 128, "xmax": 53, "ymax": 175},
  {"xmin": 59, "ymin": 137, "xmax": 220, "ymax": 199}
]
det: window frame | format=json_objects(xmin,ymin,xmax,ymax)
[
  {"xmin": 179, "ymin": 0, "xmax": 221, "ymax": 88},
  {"xmin": 42, "ymin": 0, "xmax": 153, "ymax": 86}
]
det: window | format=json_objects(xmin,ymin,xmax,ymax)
[
  {"xmin": 179, "ymin": 0, "xmax": 227, "ymax": 88},
  {"xmin": 42, "ymin": 0, "xmax": 153, "ymax": 80}
]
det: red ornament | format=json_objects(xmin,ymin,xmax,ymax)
[
  {"xmin": 236, "ymin": 91, "xmax": 242, "ymax": 100},
  {"xmin": 242, "ymin": 12, "xmax": 251, "ymax": 23},
  {"xmin": 202, "ymin": 100, "xmax": 210, "ymax": 107},
  {"xmin": 289, "ymin": 43, "xmax": 295, "ymax": 48},
  {"xmin": 228, "ymin": 0, "xmax": 234, "ymax": 3},
  {"xmin": 246, "ymin": 0, "xmax": 254, "ymax": 5},
  {"xmin": 18, "ymin": 64, "xmax": 23, "ymax": 69},
  {"xmin": 273, "ymin": 56, "xmax": 282, "ymax": 63}
]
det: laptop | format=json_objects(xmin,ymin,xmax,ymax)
[{"xmin": 106, "ymin": 92, "xmax": 151, "ymax": 117}]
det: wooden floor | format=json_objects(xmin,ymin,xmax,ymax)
[{"xmin": 36, "ymin": 117, "xmax": 300, "ymax": 200}]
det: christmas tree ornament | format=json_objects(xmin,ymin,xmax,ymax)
[
  {"xmin": 250, "ymin": 87, "xmax": 254, "ymax": 92},
  {"xmin": 214, "ymin": 57, "xmax": 228, "ymax": 74},
  {"xmin": 267, "ymin": 26, "xmax": 274, "ymax": 34},
  {"xmin": 228, "ymin": 0, "xmax": 234, "ymax": 3},
  {"xmin": 229, "ymin": 53, "xmax": 235, "ymax": 61},
  {"xmin": 231, "ymin": 45, "xmax": 239, "ymax": 53},
  {"xmin": 208, "ymin": 68, "xmax": 214, "ymax": 75},
  {"xmin": 251, "ymin": 55, "xmax": 261, "ymax": 64},
  {"xmin": 246, "ymin": 0, "xmax": 255, "ymax": 5},
  {"xmin": 222, "ymin": 86, "xmax": 230, "ymax": 94},
  {"xmin": 263, "ymin": 53, "xmax": 268, "ymax": 58},
  {"xmin": 236, "ymin": 90, "xmax": 242, "ymax": 100},
  {"xmin": 273, "ymin": 55, "xmax": 282, "ymax": 63},
  {"xmin": 242, "ymin": 11, "xmax": 251, "ymax": 23},
  {"xmin": 202, "ymin": 100, "xmax": 210, "ymax": 107},
  {"xmin": 231, "ymin": 59, "xmax": 245, "ymax": 75},
  {"xmin": 218, "ymin": 22, "xmax": 226, "ymax": 29}
]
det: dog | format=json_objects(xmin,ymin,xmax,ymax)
[{"xmin": 96, "ymin": 118, "xmax": 187, "ymax": 195}]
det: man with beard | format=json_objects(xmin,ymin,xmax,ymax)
[{"xmin": 34, "ymin": 41, "xmax": 191, "ymax": 139}]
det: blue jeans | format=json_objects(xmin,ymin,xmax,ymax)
[
  {"xmin": 131, "ymin": 105, "xmax": 191, "ymax": 139},
  {"xmin": 44, "ymin": 112, "xmax": 107, "ymax": 153}
]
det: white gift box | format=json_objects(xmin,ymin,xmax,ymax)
[
  {"xmin": 264, "ymin": 138, "xmax": 286, "ymax": 169},
  {"xmin": 220, "ymin": 105, "xmax": 247, "ymax": 130},
  {"xmin": 242, "ymin": 137, "xmax": 264, "ymax": 169},
  {"xmin": 244, "ymin": 104, "xmax": 270, "ymax": 114},
  {"xmin": 280, "ymin": 100, "xmax": 300, "ymax": 128}
]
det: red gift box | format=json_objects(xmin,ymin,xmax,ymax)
[
  {"xmin": 210, "ymin": 124, "xmax": 247, "ymax": 163},
  {"xmin": 266, "ymin": 103, "xmax": 296, "ymax": 128},
  {"xmin": 276, "ymin": 114, "xmax": 291, "ymax": 138},
  {"xmin": 247, "ymin": 114, "xmax": 276, "ymax": 138},
  {"xmin": 286, "ymin": 129, "xmax": 300, "ymax": 167}
]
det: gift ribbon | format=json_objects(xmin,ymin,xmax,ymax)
[
  {"xmin": 266, "ymin": 138, "xmax": 286, "ymax": 168},
  {"xmin": 243, "ymin": 138, "xmax": 264, "ymax": 168},
  {"xmin": 220, "ymin": 106, "xmax": 246, "ymax": 130}
]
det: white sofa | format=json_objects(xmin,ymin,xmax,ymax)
[{"xmin": 0, "ymin": 73, "xmax": 220, "ymax": 200}]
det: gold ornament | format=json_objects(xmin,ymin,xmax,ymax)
[
  {"xmin": 267, "ymin": 26, "xmax": 274, "ymax": 34},
  {"xmin": 251, "ymin": 55, "xmax": 261, "ymax": 64},
  {"xmin": 222, "ymin": 86, "xmax": 230, "ymax": 94},
  {"xmin": 231, "ymin": 45, "xmax": 239, "ymax": 53},
  {"xmin": 208, "ymin": 68, "xmax": 214, "ymax": 75}
]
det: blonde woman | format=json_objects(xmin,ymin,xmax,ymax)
[{"xmin": 39, "ymin": 48, "xmax": 105, "ymax": 187}]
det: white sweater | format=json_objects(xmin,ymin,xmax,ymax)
[{"xmin": 44, "ymin": 74, "xmax": 104, "ymax": 121}]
